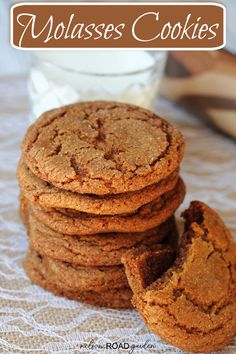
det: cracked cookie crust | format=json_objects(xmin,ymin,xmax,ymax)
[
  {"xmin": 25, "ymin": 211, "xmax": 178, "ymax": 266},
  {"xmin": 22, "ymin": 101, "xmax": 184, "ymax": 195},
  {"xmin": 18, "ymin": 159, "xmax": 179, "ymax": 215},
  {"xmin": 24, "ymin": 249, "xmax": 128, "ymax": 292},
  {"xmin": 26, "ymin": 178, "xmax": 185, "ymax": 235},
  {"xmin": 24, "ymin": 250, "xmax": 132, "ymax": 309},
  {"xmin": 122, "ymin": 201, "xmax": 236, "ymax": 353}
]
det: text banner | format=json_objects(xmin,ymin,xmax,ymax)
[{"xmin": 11, "ymin": 2, "xmax": 225, "ymax": 50}]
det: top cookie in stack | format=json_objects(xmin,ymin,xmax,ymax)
[
  {"xmin": 18, "ymin": 101, "xmax": 185, "ymax": 308},
  {"xmin": 22, "ymin": 101, "xmax": 184, "ymax": 196}
]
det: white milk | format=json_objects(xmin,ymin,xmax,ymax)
[{"xmin": 28, "ymin": 51, "xmax": 166, "ymax": 121}]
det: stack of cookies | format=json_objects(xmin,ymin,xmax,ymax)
[{"xmin": 17, "ymin": 102, "xmax": 185, "ymax": 309}]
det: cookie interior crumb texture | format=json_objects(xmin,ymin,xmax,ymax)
[{"xmin": 122, "ymin": 201, "xmax": 236, "ymax": 353}]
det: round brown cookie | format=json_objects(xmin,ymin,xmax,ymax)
[
  {"xmin": 26, "ymin": 212, "xmax": 178, "ymax": 266},
  {"xmin": 22, "ymin": 101, "xmax": 184, "ymax": 195},
  {"xmin": 25, "ymin": 249, "xmax": 128, "ymax": 292},
  {"xmin": 24, "ymin": 250, "xmax": 132, "ymax": 309},
  {"xmin": 19, "ymin": 194, "xmax": 29, "ymax": 228},
  {"xmin": 18, "ymin": 159, "xmax": 179, "ymax": 215},
  {"xmin": 122, "ymin": 201, "xmax": 236, "ymax": 353},
  {"xmin": 28, "ymin": 178, "xmax": 185, "ymax": 235}
]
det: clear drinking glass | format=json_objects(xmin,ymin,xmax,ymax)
[{"xmin": 28, "ymin": 50, "xmax": 167, "ymax": 122}]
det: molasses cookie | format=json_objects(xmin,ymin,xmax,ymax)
[
  {"xmin": 18, "ymin": 159, "xmax": 179, "ymax": 215},
  {"xmin": 19, "ymin": 193, "xmax": 29, "ymax": 228},
  {"xmin": 25, "ymin": 249, "xmax": 128, "ymax": 292},
  {"xmin": 24, "ymin": 250, "xmax": 132, "ymax": 309},
  {"xmin": 22, "ymin": 101, "xmax": 184, "ymax": 195},
  {"xmin": 122, "ymin": 201, "xmax": 236, "ymax": 353},
  {"xmin": 27, "ymin": 178, "xmax": 185, "ymax": 235},
  {"xmin": 26, "ymin": 213, "xmax": 178, "ymax": 266}
]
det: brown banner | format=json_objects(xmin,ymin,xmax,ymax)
[{"xmin": 11, "ymin": 3, "xmax": 225, "ymax": 49}]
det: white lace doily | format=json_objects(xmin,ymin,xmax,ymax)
[{"xmin": 0, "ymin": 76, "xmax": 235, "ymax": 353}]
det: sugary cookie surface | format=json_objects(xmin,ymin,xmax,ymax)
[{"xmin": 22, "ymin": 102, "xmax": 184, "ymax": 194}]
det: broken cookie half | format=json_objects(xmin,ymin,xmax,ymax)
[{"xmin": 122, "ymin": 201, "xmax": 236, "ymax": 353}]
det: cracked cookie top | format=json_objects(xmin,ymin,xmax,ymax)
[{"xmin": 22, "ymin": 101, "xmax": 184, "ymax": 195}]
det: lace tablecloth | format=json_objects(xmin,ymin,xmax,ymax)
[{"xmin": 0, "ymin": 75, "xmax": 235, "ymax": 354}]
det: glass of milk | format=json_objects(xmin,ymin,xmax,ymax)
[{"xmin": 28, "ymin": 50, "xmax": 167, "ymax": 121}]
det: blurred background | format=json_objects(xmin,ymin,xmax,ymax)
[{"xmin": 1, "ymin": 0, "xmax": 236, "ymax": 138}]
